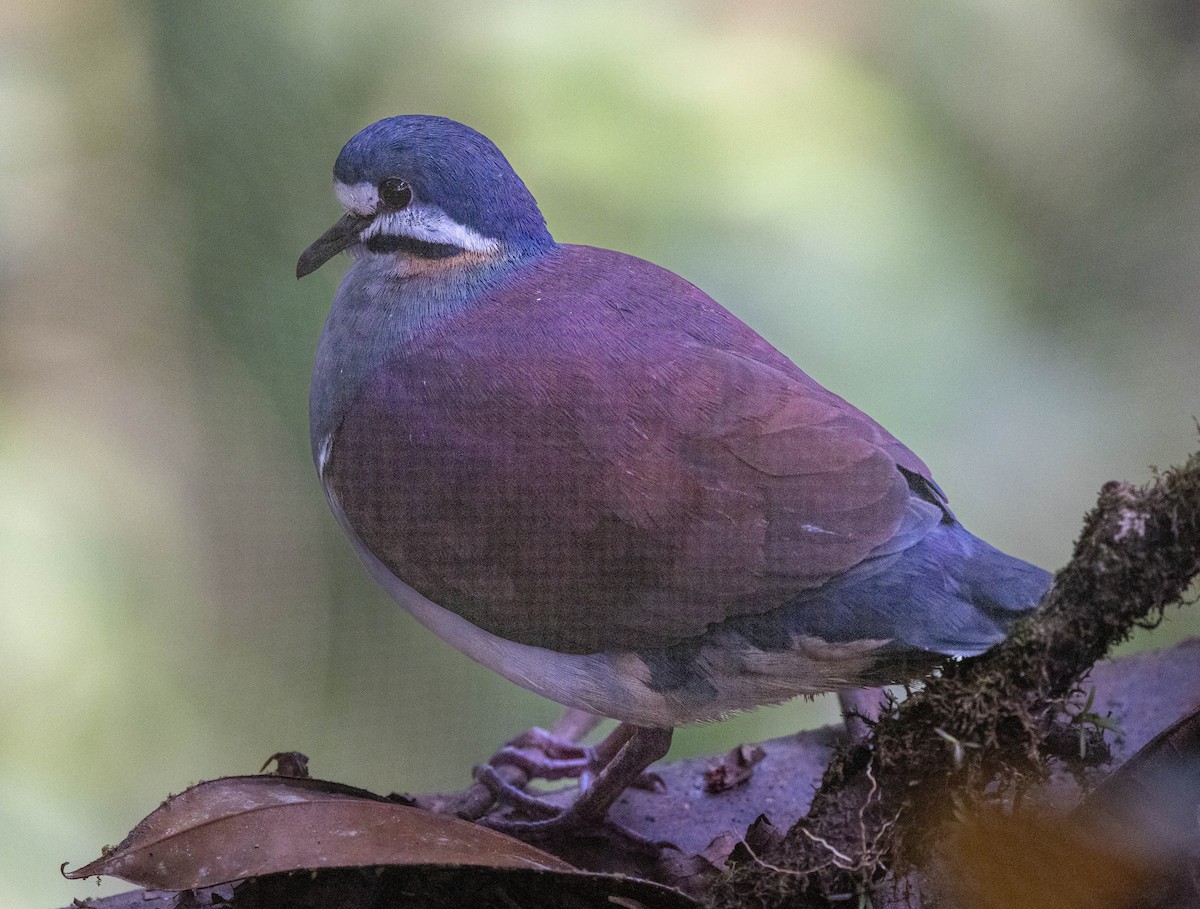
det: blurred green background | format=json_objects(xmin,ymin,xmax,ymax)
[{"xmin": 3, "ymin": 1, "xmax": 1199, "ymax": 906}]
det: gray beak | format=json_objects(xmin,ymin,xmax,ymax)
[{"xmin": 297, "ymin": 212, "xmax": 373, "ymax": 278}]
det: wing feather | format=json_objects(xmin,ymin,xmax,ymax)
[{"xmin": 328, "ymin": 245, "xmax": 932, "ymax": 654}]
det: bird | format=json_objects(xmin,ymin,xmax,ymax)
[{"xmin": 298, "ymin": 114, "xmax": 1052, "ymax": 835}]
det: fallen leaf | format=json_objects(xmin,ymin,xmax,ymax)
[
  {"xmin": 659, "ymin": 831, "xmax": 741, "ymax": 898},
  {"xmin": 226, "ymin": 865, "xmax": 697, "ymax": 909},
  {"xmin": 63, "ymin": 774, "xmax": 572, "ymax": 890},
  {"xmin": 703, "ymin": 744, "xmax": 766, "ymax": 794},
  {"xmin": 742, "ymin": 814, "xmax": 783, "ymax": 856},
  {"xmin": 58, "ymin": 868, "xmax": 699, "ymax": 909}
]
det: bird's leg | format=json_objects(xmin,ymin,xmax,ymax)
[
  {"xmin": 487, "ymin": 708, "xmax": 605, "ymax": 782},
  {"xmin": 838, "ymin": 687, "xmax": 885, "ymax": 742},
  {"xmin": 480, "ymin": 721, "xmax": 631, "ymax": 812},
  {"xmin": 487, "ymin": 708, "xmax": 662, "ymax": 787},
  {"xmin": 480, "ymin": 724, "xmax": 673, "ymax": 839},
  {"xmin": 581, "ymin": 723, "xmax": 665, "ymax": 791},
  {"xmin": 445, "ymin": 712, "xmax": 659, "ymax": 824},
  {"xmin": 436, "ymin": 708, "xmax": 602, "ymax": 821}
]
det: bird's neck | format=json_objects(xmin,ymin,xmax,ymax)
[
  {"xmin": 309, "ymin": 242, "xmax": 557, "ymax": 463},
  {"xmin": 349, "ymin": 240, "xmax": 549, "ymax": 333}
]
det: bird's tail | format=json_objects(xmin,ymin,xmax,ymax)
[
  {"xmin": 767, "ymin": 516, "xmax": 1053, "ymax": 660},
  {"xmin": 958, "ymin": 531, "xmax": 1053, "ymax": 627},
  {"xmin": 911, "ymin": 524, "xmax": 1052, "ymax": 657}
]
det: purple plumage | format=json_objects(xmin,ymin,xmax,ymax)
[
  {"xmin": 326, "ymin": 244, "xmax": 976, "ymax": 657},
  {"xmin": 300, "ymin": 115, "xmax": 1051, "ymax": 831}
]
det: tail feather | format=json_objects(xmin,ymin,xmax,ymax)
[
  {"xmin": 960, "ymin": 534, "xmax": 1053, "ymax": 624},
  {"xmin": 762, "ymin": 518, "xmax": 1052, "ymax": 659}
]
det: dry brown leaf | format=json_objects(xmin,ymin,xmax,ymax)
[
  {"xmin": 60, "ymin": 867, "xmax": 701, "ymax": 909},
  {"xmin": 703, "ymin": 744, "xmax": 766, "ymax": 794},
  {"xmin": 63, "ymin": 774, "xmax": 572, "ymax": 890},
  {"xmin": 227, "ymin": 865, "xmax": 697, "ymax": 909}
]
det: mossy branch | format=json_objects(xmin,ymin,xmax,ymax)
[{"xmin": 710, "ymin": 446, "xmax": 1200, "ymax": 908}]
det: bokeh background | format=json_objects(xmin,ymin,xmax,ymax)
[{"xmin": 3, "ymin": 2, "xmax": 1199, "ymax": 906}]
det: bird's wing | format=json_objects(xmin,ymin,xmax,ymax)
[{"xmin": 326, "ymin": 245, "xmax": 937, "ymax": 654}]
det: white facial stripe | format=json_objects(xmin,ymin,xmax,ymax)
[
  {"xmin": 334, "ymin": 181, "xmax": 378, "ymax": 216},
  {"xmin": 361, "ymin": 203, "xmax": 501, "ymax": 254},
  {"xmin": 334, "ymin": 181, "xmax": 501, "ymax": 255}
]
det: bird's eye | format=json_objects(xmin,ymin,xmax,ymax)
[{"xmin": 378, "ymin": 178, "xmax": 413, "ymax": 210}]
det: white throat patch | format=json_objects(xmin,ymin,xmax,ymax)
[{"xmin": 334, "ymin": 181, "xmax": 500, "ymax": 254}]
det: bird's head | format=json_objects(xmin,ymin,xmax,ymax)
[{"xmin": 297, "ymin": 115, "xmax": 554, "ymax": 278}]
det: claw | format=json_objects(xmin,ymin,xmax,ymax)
[
  {"xmin": 480, "ymin": 724, "xmax": 674, "ymax": 846},
  {"xmin": 505, "ymin": 727, "xmax": 593, "ymax": 761},
  {"xmin": 490, "ymin": 744, "xmax": 594, "ymax": 781},
  {"xmin": 485, "ymin": 721, "xmax": 622, "ymax": 785},
  {"xmin": 474, "ymin": 765, "xmax": 561, "ymax": 819}
]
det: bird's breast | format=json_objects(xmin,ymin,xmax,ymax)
[{"xmin": 309, "ymin": 257, "xmax": 507, "ymax": 463}]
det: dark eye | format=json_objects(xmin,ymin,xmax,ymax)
[{"xmin": 378, "ymin": 178, "xmax": 412, "ymax": 210}]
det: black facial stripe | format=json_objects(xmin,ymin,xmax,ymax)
[{"xmin": 363, "ymin": 233, "xmax": 464, "ymax": 259}]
